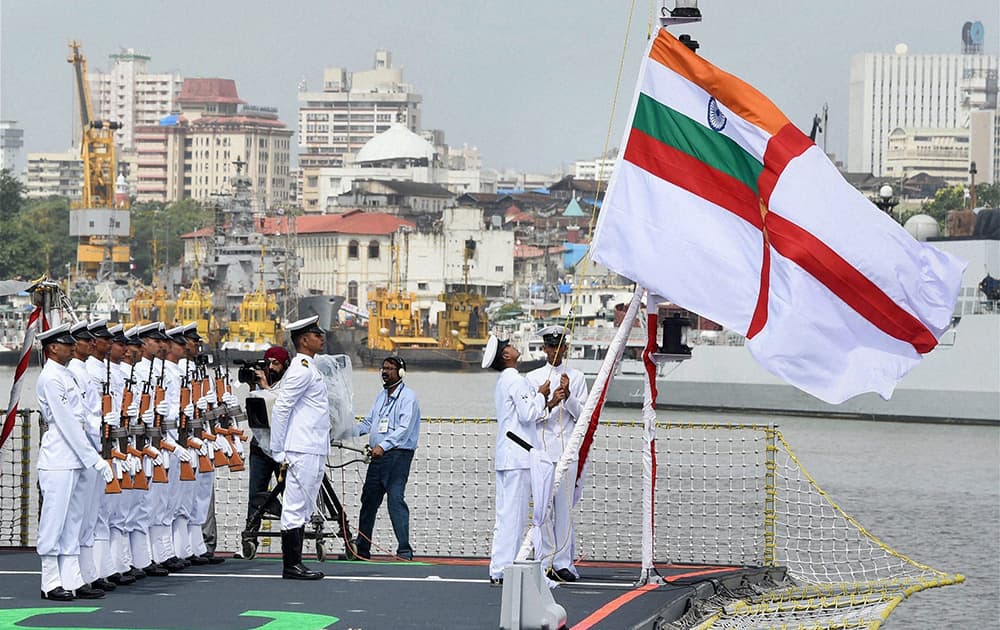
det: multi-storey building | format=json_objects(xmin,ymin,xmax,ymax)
[
  {"xmin": 134, "ymin": 78, "xmax": 292, "ymax": 207},
  {"xmin": 848, "ymin": 23, "xmax": 998, "ymax": 176},
  {"xmin": 883, "ymin": 127, "xmax": 971, "ymax": 186},
  {"xmin": 24, "ymin": 151, "xmax": 83, "ymax": 199},
  {"xmin": 87, "ymin": 48, "xmax": 183, "ymax": 153},
  {"xmin": 0, "ymin": 121, "xmax": 24, "ymax": 174},
  {"xmin": 297, "ymin": 50, "xmax": 423, "ymax": 211}
]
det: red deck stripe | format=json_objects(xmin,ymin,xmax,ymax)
[{"xmin": 571, "ymin": 583, "xmax": 661, "ymax": 630}]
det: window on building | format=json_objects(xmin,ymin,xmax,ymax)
[
  {"xmin": 368, "ymin": 240, "xmax": 380, "ymax": 259},
  {"xmin": 418, "ymin": 282, "xmax": 428, "ymax": 290},
  {"xmin": 348, "ymin": 281, "xmax": 358, "ymax": 306},
  {"xmin": 495, "ymin": 265, "xmax": 504, "ymax": 273},
  {"xmin": 348, "ymin": 240, "xmax": 359, "ymax": 259}
]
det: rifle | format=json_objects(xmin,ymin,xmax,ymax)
[
  {"xmin": 143, "ymin": 357, "xmax": 168, "ymax": 484},
  {"xmin": 176, "ymin": 371, "xmax": 197, "ymax": 481},
  {"xmin": 191, "ymin": 360, "xmax": 216, "ymax": 473},
  {"xmin": 121, "ymin": 359, "xmax": 148, "ymax": 490},
  {"xmin": 214, "ymin": 356, "xmax": 245, "ymax": 471},
  {"xmin": 100, "ymin": 364, "xmax": 125, "ymax": 494}
]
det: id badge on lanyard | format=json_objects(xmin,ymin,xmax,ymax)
[{"xmin": 378, "ymin": 416, "xmax": 390, "ymax": 433}]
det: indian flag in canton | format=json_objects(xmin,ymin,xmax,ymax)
[{"xmin": 591, "ymin": 29, "xmax": 966, "ymax": 405}]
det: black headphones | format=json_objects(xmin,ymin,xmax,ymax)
[{"xmin": 385, "ymin": 356, "xmax": 406, "ymax": 379}]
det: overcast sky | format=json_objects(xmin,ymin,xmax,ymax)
[{"xmin": 2, "ymin": 0, "xmax": 998, "ymax": 174}]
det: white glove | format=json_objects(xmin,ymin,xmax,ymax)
[
  {"xmin": 272, "ymin": 451, "xmax": 286, "ymax": 465},
  {"xmin": 214, "ymin": 434, "xmax": 233, "ymax": 457},
  {"xmin": 94, "ymin": 459, "xmax": 114, "ymax": 483},
  {"xmin": 172, "ymin": 443, "xmax": 192, "ymax": 463},
  {"xmin": 113, "ymin": 459, "xmax": 126, "ymax": 480},
  {"xmin": 196, "ymin": 395, "xmax": 210, "ymax": 412},
  {"xmin": 222, "ymin": 392, "xmax": 238, "ymax": 408},
  {"xmin": 126, "ymin": 454, "xmax": 141, "ymax": 476},
  {"xmin": 127, "ymin": 400, "xmax": 140, "ymax": 422},
  {"xmin": 155, "ymin": 401, "xmax": 170, "ymax": 417},
  {"xmin": 233, "ymin": 434, "xmax": 245, "ymax": 457},
  {"xmin": 103, "ymin": 411, "xmax": 120, "ymax": 428},
  {"xmin": 141, "ymin": 407, "xmax": 155, "ymax": 426},
  {"xmin": 183, "ymin": 402, "xmax": 194, "ymax": 418},
  {"xmin": 160, "ymin": 451, "xmax": 170, "ymax": 471}
]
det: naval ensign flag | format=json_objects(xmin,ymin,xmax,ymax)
[{"xmin": 591, "ymin": 29, "xmax": 966, "ymax": 404}]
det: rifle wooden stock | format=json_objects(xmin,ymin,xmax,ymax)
[
  {"xmin": 144, "ymin": 444, "xmax": 169, "ymax": 484},
  {"xmin": 101, "ymin": 393, "xmax": 124, "ymax": 494},
  {"xmin": 126, "ymin": 444, "xmax": 149, "ymax": 490},
  {"xmin": 188, "ymin": 437, "xmax": 214, "ymax": 473}
]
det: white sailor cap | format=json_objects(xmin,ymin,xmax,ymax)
[
  {"xmin": 481, "ymin": 333, "xmax": 510, "ymax": 371},
  {"xmin": 107, "ymin": 324, "xmax": 126, "ymax": 343},
  {"xmin": 286, "ymin": 315, "xmax": 324, "ymax": 339},
  {"xmin": 87, "ymin": 318, "xmax": 114, "ymax": 338},
  {"xmin": 536, "ymin": 324, "xmax": 570, "ymax": 346},
  {"xmin": 137, "ymin": 321, "xmax": 169, "ymax": 340},
  {"xmin": 182, "ymin": 322, "xmax": 202, "ymax": 341},
  {"xmin": 123, "ymin": 326, "xmax": 144, "ymax": 346},
  {"xmin": 165, "ymin": 325, "xmax": 187, "ymax": 343},
  {"xmin": 70, "ymin": 320, "xmax": 95, "ymax": 340},
  {"xmin": 37, "ymin": 323, "xmax": 76, "ymax": 346}
]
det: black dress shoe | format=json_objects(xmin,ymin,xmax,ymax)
[
  {"xmin": 282, "ymin": 563, "xmax": 324, "ymax": 580},
  {"xmin": 40, "ymin": 587, "xmax": 74, "ymax": 601},
  {"xmin": 74, "ymin": 585, "xmax": 106, "ymax": 599},
  {"xmin": 554, "ymin": 568, "xmax": 577, "ymax": 582},
  {"xmin": 201, "ymin": 552, "xmax": 225, "ymax": 565},
  {"xmin": 128, "ymin": 566, "xmax": 147, "ymax": 580},
  {"xmin": 187, "ymin": 554, "xmax": 209, "ymax": 565},
  {"xmin": 162, "ymin": 557, "xmax": 186, "ymax": 572},
  {"xmin": 115, "ymin": 571, "xmax": 136, "ymax": 586},
  {"xmin": 143, "ymin": 563, "xmax": 169, "ymax": 577},
  {"xmin": 93, "ymin": 577, "xmax": 116, "ymax": 591}
]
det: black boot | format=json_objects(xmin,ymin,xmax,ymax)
[
  {"xmin": 281, "ymin": 528, "xmax": 323, "ymax": 580},
  {"xmin": 40, "ymin": 586, "xmax": 74, "ymax": 601}
]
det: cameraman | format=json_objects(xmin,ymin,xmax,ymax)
[{"xmin": 245, "ymin": 346, "xmax": 291, "ymax": 535}]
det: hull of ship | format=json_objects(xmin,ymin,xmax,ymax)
[{"xmin": 595, "ymin": 312, "xmax": 999, "ymax": 425}]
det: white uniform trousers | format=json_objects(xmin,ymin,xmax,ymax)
[
  {"xmin": 150, "ymin": 455, "xmax": 180, "ymax": 563},
  {"xmin": 536, "ymin": 463, "xmax": 578, "ymax": 575},
  {"xmin": 37, "ymin": 468, "xmax": 85, "ymax": 592},
  {"xmin": 77, "ymin": 466, "xmax": 103, "ymax": 584},
  {"xmin": 188, "ymin": 467, "xmax": 215, "ymax": 556},
  {"xmin": 279, "ymin": 451, "xmax": 326, "ymax": 530},
  {"xmin": 489, "ymin": 468, "xmax": 530, "ymax": 580}
]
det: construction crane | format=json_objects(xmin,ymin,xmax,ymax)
[{"xmin": 67, "ymin": 40, "xmax": 130, "ymax": 281}]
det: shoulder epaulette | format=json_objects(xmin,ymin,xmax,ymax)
[{"xmin": 301, "ymin": 358, "xmax": 309, "ymax": 367}]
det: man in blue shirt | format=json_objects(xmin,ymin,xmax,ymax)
[{"xmin": 350, "ymin": 356, "xmax": 421, "ymax": 560}]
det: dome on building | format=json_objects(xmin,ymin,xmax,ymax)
[
  {"xmin": 903, "ymin": 214, "xmax": 940, "ymax": 241},
  {"xmin": 355, "ymin": 123, "xmax": 434, "ymax": 164}
]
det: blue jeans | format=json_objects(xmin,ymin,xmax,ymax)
[{"xmin": 355, "ymin": 449, "xmax": 414, "ymax": 558}]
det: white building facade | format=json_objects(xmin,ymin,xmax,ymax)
[
  {"xmin": 24, "ymin": 151, "xmax": 83, "ymax": 199},
  {"xmin": 297, "ymin": 50, "xmax": 423, "ymax": 211},
  {"xmin": 88, "ymin": 49, "xmax": 183, "ymax": 152},
  {"xmin": 848, "ymin": 40, "xmax": 998, "ymax": 176},
  {"xmin": 0, "ymin": 121, "xmax": 24, "ymax": 174}
]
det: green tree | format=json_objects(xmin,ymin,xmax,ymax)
[
  {"xmin": 975, "ymin": 182, "xmax": 1000, "ymax": 209},
  {"xmin": 920, "ymin": 185, "xmax": 967, "ymax": 224},
  {"xmin": 131, "ymin": 199, "xmax": 212, "ymax": 284},
  {"xmin": 0, "ymin": 169, "xmax": 24, "ymax": 222}
]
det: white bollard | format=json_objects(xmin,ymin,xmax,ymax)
[{"xmin": 498, "ymin": 561, "xmax": 567, "ymax": 630}]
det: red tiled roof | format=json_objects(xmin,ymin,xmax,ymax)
[
  {"xmin": 182, "ymin": 210, "xmax": 414, "ymax": 239},
  {"xmin": 177, "ymin": 78, "xmax": 246, "ymax": 105},
  {"xmin": 514, "ymin": 243, "xmax": 565, "ymax": 259}
]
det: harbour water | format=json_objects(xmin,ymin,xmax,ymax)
[{"xmin": 2, "ymin": 365, "xmax": 998, "ymax": 629}]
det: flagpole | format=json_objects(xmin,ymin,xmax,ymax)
[
  {"xmin": 515, "ymin": 284, "xmax": 644, "ymax": 564},
  {"xmin": 638, "ymin": 292, "xmax": 663, "ymax": 584}
]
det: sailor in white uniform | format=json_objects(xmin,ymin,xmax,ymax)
[
  {"xmin": 482, "ymin": 334, "xmax": 550, "ymax": 584},
  {"xmin": 36, "ymin": 324, "xmax": 114, "ymax": 601},
  {"xmin": 66, "ymin": 321, "xmax": 108, "ymax": 594},
  {"xmin": 525, "ymin": 325, "xmax": 589, "ymax": 582},
  {"xmin": 269, "ymin": 315, "xmax": 329, "ymax": 580}
]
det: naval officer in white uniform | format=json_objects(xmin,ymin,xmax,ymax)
[
  {"xmin": 482, "ymin": 334, "xmax": 550, "ymax": 585},
  {"xmin": 269, "ymin": 315, "xmax": 329, "ymax": 580},
  {"xmin": 36, "ymin": 324, "xmax": 114, "ymax": 601},
  {"xmin": 525, "ymin": 325, "xmax": 589, "ymax": 582}
]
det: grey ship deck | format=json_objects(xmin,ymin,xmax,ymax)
[{"xmin": 0, "ymin": 549, "xmax": 783, "ymax": 629}]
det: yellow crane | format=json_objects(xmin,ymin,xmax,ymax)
[{"xmin": 67, "ymin": 40, "xmax": 130, "ymax": 280}]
